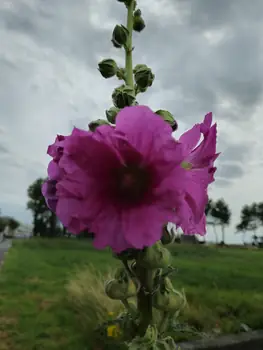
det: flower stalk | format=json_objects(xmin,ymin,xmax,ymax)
[
  {"xmin": 136, "ymin": 263, "xmax": 154, "ymax": 336},
  {"xmin": 125, "ymin": 0, "xmax": 135, "ymax": 90}
]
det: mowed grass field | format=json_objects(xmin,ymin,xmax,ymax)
[{"xmin": 0, "ymin": 239, "xmax": 263, "ymax": 350}]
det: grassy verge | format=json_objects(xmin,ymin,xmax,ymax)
[{"xmin": 0, "ymin": 239, "xmax": 263, "ymax": 349}]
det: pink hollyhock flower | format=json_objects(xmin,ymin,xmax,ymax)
[
  {"xmin": 175, "ymin": 112, "xmax": 219, "ymax": 235},
  {"xmin": 42, "ymin": 106, "xmax": 217, "ymax": 252}
]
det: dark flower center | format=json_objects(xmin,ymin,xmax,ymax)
[{"xmin": 115, "ymin": 164, "xmax": 151, "ymax": 205}]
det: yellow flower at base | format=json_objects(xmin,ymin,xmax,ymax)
[{"xmin": 107, "ymin": 324, "xmax": 121, "ymax": 338}]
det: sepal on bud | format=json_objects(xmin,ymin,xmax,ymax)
[
  {"xmin": 155, "ymin": 110, "xmax": 178, "ymax": 131},
  {"xmin": 113, "ymin": 248, "xmax": 140, "ymax": 261},
  {"xmin": 112, "ymin": 25, "xmax": 129, "ymax": 48},
  {"xmin": 105, "ymin": 107, "xmax": 120, "ymax": 124},
  {"xmin": 153, "ymin": 277, "xmax": 186, "ymax": 312},
  {"xmin": 98, "ymin": 59, "xmax": 118, "ymax": 78},
  {"xmin": 133, "ymin": 64, "xmax": 155, "ymax": 89},
  {"xmin": 127, "ymin": 325, "xmax": 158, "ymax": 349},
  {"xmin": 105, "ymin": 268, "xmax": 137, "ymax": 300},
  {"xmin": 161, "ymin": 225, "xmax": 175, "ymax": 245},
  {"xmin": 116, "ymin": 67, "xmax": 126, "ymax": 80},
  {"xmin": 88, "ymin": 119, "xmax": 110, "ymax": 132},
  {"xmin": 137, "ymin": 242, "xmax": 171, "ymax": 269},
  {"xmin": 112, "ymin": 85, "xmax": 136, "ymax": 108}
]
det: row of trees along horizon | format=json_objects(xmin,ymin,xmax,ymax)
[{"xmin": 1, "ymin": 178, "xmax": 263, "ymax": 246}]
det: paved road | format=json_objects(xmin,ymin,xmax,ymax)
[{"xmin": 0, "ymin": 239, "xmax": 12, "ymax": 264}]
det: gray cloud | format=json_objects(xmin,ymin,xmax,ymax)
[
  {"xmin": 221, "ymin": 144, "xmax": 252, "ymax": 163},
  {"xmin": 0, "ymin": 144, "xmax": 9, "ymax": 155},
  {"xmin": 213, "ymin": 178, "xmax": 232, "ymax": 188},
  {"xmin": 216, "ymin": 164, "xmax": 244, "ymax": 179}
]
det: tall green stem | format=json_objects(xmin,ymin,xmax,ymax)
[
  {"xmin": 125, "ymin": 0, "xmax": 135, "ymax": 89},
  {"xmin": 136, "ymin": 264, "xmax": 153, "ymax": 336}
]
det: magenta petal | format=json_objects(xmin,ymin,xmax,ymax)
[
  {"xmin": 175, "ymin": 201, "xmax": 206, "ymax": 236},
  {"xmin": 201, "ymin": 112, "xmax": 212, "ymax": 133},
  {"xmin": 47, "ymin": 160, "xmax": 62, "ymax": 180},
  {"xmin": 179, "ymin": 124, "xmax": 201, "ymax": 153},
  {"xmin": 63, "ymin": 133, "xmax": 120, "ymax": 179},
  {"xmin": 92, "ymin": 210, "xmax": 132, "ymax": 253},
  {"xmin": 93, "ymin": 124, "xmax": 115, "ymax": 140},
  {"xmin": 115, "ymin": 106, "xmax": 173, "ymax": 160},
  {"xmin": 56, "ymin": 197, "xmax": 88, "ymax": 234},
  {"xmin": 189, "ymin": 124, "xmax": 217, "ymax": 167},
  {"xmin": 122, "ymin": 205, "xmax": 172, "ymax": 249},
  {"xmin": 41, "ymin": 181, "xmax": 48, "ymax": 197},
  {"xmin": 183, "ymin": 169, "xmax": 209, "ymax": 221},
  {"xmin": 47, "ymin": 135, "xmax": 65, "ymax": 159},
  {"xmin": 42, "ymin": 180, "xmax": 58, "ymax": 212},
  {"xmin": 71, "ymin": 127, "xmax": 90, "ymax": 137}
]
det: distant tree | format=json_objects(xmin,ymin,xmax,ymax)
[
  {"xmin": 236, "ymin": 203, "xmax": 259, "ymax": 245},
  {"xmin": 211, "ymin": 199, "xmax": 231, "ymax": 245},
  {"xmin": 8, "ymin": 217, "xmax": 20, "ymax": 231},
  {"xmin": 256, "ymin": 202, "xmax": 263, "ymax": 228},
  {"xmin": 252, "ymin": 234, "xmax": 258, "ymax": 246},
  {"xmin": 236, "ymin": 220, "xmax": 249, "ymax": 245},
  {"xmin": 0, "ymin": 216, "xmax": 20, "ymax": 237},
  {"xmin": 0, "ymin": 217, "xmax": 7, "ymax": 232},
  {"xmin": 27, "ymin": 178, "xmax": 60, "ymax": 237},
  {"xmin": 205, "ymin": 198, "xmax": 213, "ymax": 216},
  {"xmin": 205, "ymin": 198, "xmax": 219, "ymax": 244}
]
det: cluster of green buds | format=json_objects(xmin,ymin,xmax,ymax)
[
  {"xmin": 102, "ymin": 225, "xmax": 186, "ymax": 349},
  {"xmin": 91, "ymin": 0, "xmax": 178, "ymax": 134}
]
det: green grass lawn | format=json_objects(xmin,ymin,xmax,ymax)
[{"xmin": 1, "ymin": 239, "xmax": 263, "ymax": 350}]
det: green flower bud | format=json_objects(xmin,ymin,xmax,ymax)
[
  {"xmin": 153, "ymin": 277, "xmax": 186, "ymax": 312},
  {"xmin": 112, "ymin": 25, "xmax": 129, "ymax": 48},
  {"xmin": 137, "ymin": 242, "xmax": 171, "ymax": 269},
  {"xmin": 105, "ymin": 277, "xmax": 137, "ymax": 300},
  {"xmin": 161, "ymin": 225, "xmax": 175, "ymax": 245},
  {"xmin": 112, "ymin": 85, "xmax": 136, "ymax": 108},
  {"xmin": 105, "ymin": 106, "xmax": 120, "ymax": 124},
  {"xmin": 155, "ymin": 110, "xmax": 178, "ymax": 131},
  {"xmin": 88, "ymin": 119, "xmax": 110, "ymax": 132},
  {"xmin": 98, "ymin": 58, "xmax": 118, "ymax": 79},
  {"xmin": 133, "ymin": 64, "xmax": 147, "ymax": 74},
  {"xmin": 134, "ymin": 65, "xmax": 155, "ymax": 89},
  {"xmin": 116, "ymin": 67, "xmax": 126, "ymax": 80},
  {"xmin": 133, "ymin": 12, "xmax": 146, "ymax": 32},
  {"xmin": 134, "ymin": 9, "xmax": 141, "ymax": 16}
]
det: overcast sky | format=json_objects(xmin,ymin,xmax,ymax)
[{"xmin": 1, "ymin": 0, "xmax": 263, "ymax": 243}]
